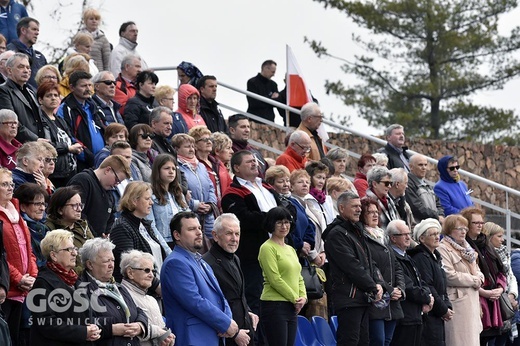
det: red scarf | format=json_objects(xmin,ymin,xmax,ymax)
[{"xmin": 47, "ymin": 261, "xmax": 78, "ymax": 286}]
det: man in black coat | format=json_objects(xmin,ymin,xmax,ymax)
[
  {"xmin": 0, "ymin": 52, "xmax": 44, "ymax": 143},
  {"xmin": 203, "ymin": 213, "xmax": 258, "ymax": 346},
  {"xmin": 323, "ymin": 191, "xmax": 384, "ymax": 346},
  {"xmin": 378, "ymin": 124, "xmax": 411, "ymax": 172},
  {"xmin": 246, "ymin": 60, "xmax": 279, "ymax": 123},
  {"xmin": 198, "ymin": 75, "xmax": 227, "ymax": 133},
  {"xmin": 387, "ymin": 220, "xmax": 433, "ymax": 346}
]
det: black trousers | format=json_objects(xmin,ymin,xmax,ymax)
[
  {"xmin": 260, "ymin": 301, "xmax": 297, "ymax": 346},
  {"xmin": 337, "ymin": 305, "xmax": 370, "ymax": 346}
]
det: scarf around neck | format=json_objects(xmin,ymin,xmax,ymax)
[
  {"xmin": 47, "ymin": 261, "xmax": 78, "ymax": 286},
  {"xmin": 309, "ymin": 187, "xmax": 326, "ymax": 204},
  {"xmin": 178, "ymin": 154, "xmax": 199, "ymax": 171},
  {"xmin": 444, "ymin": 235, "xmax": 477, "ymax": 263}
]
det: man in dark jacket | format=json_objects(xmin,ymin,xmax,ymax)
[
  {"xmin": 323, "ymin": 190, "xmax": 384, "ymax": 345},
  {"xmin": 204, "ymin": 213, "xmax": 258, "ymax": 346},
  {"xmin": 405, "ymin": 154, "xmax": 445, "ymax": 223},
  {"xmin": 387, "ymin": 220, "xmax": 433, "ymax": 346},
  {"xmin": 67, "ymin": 155, "xmax": 130, "ymax": 237},
  {"xmin": 57, "ymin": 71, "xmax": 107, "ymax": 171},
  {"xmin": 0, "ymin": 52, "xmax": 43, "ymax": 143},
  {"xmin": 221, "ymin": 150, "xmax": 279, "ymax": 316},
  {"xmin": 198, "ymin": 75, "xmax": 227, "ymax": 133},
  {"xmin": 378, "ymin": 124, "xmax": 410, "ymax": 172},
  {"xmin": 246, "ymin": 60, "xmax": 279, "ymax": 123},
  {"xmin": 92, "ymin": 71, "xmax": 124, "ymax": 124},
  {"xmin": 6, "ymin": 17, "xmax": 46, "ymax": 89}
]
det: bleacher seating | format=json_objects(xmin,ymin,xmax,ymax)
[
  {"xmin": 296, "ymin": 315, "xmax": 324, "ymax": 346},
  {"xmin": 311, "ymin": 316, "xmax": 336, "ymax": 346}
]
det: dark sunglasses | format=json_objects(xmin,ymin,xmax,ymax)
[
  {"xmin": 131, "ymin": 267, "xmax": 157, "ymax": 274},
  {"xmin": 44, "ymin": 157, "xmax": 57, "ymax": 163},
  {"xmin": 99, "ymin": 80, "xmax": 116, "ymax": 86},
  {"xmin": 448, "ymin": 165, "xmax": 460, "ymax": 171},
  {"xmin": 140, "ymin": 133, "xmax": 155, "ymax": 139},
  {"xmin": 379, "ymin": 181, "xmax": 393, "ymax": 187}
]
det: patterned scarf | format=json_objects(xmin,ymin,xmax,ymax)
[
  {"xmin": 309, "ymin": 187, "xmax": 326, "ymax": 204},
  {"xmin": 94, "ymin": 279, "xmax": 131, "ymax": 323},
  {"xmin": 47, "ymin": 261, "xmax": 78, "ymax": 286},
  {"xmin": 178, "ymin": 154, "xmax": 199, "ymax": 171},
  {"xmin": 444, "ymin": 235, "xmax": 477, "ymax": 263}
]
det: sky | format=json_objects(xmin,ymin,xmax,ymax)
[{"xmin": 29, "ymin": 0, "xmax": 520, "ymax": 137}]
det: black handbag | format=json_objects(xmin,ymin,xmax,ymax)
[
  {"xmin": 499, "ymin": 292, "xmax": 516, "ymax": 321},
  {"xmin": 301, "ymin": 258, "xmax": 324, "ymax": 300}
]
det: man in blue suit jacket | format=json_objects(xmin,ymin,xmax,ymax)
[{"xmin": 161, "ymin": 211, "xmax": 239, "ymax": 346}]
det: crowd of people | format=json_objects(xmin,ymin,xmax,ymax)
[{"xmin": 0, "ymin": 3, "xmax": 518, "ymax": 346}]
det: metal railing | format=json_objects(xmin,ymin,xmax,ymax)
[{"xmin": 152, "ymin": 66, "xmax": 520, "ymax": 249}]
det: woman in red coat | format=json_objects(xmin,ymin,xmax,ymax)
[{"xmin": 0, "ymin": 167, "xmax": 38, "ymax": 345}]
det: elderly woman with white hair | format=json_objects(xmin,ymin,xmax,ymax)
[
  {"xmin": 120, "ymin": 250, "xmax": 175, "ymax": 346},
  {"xmin": 12, "ymin": 142, "xmax": 48, "ymax": 191},
  {"xmin": 326, "ymin": 147, "xmax": 350, "ymax": 180},
  {"xmin": 79, "ymin": 238, "xmax": 148, "ymax": 346},
  {"xmin": 365, "ymin": 166, "xmax": 399, "ymax": 230},
  {"xmin": 0, "ymin": 109, "xmax": 22, "ymax": 170},
  {"xmin": 408, "ymin": 218, "xmax": 454, "ymax": 346}
]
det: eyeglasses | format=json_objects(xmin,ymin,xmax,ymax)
[
  {"xmin": 57, "ymin": 247, "xmax": 79, "ymax": 253},
  {"xmin": 471, "ymin": 221, "xmax": 485, "ymax": 225},
  {"xmin": 294, "ymin": 142, "xmax": 311, "ymax": 153},
  {"xmin": 275, "ymin": 220, "xmax": 291, "ymax": 227},
  {"xmin": 44, "ymin": 157, "xmax": 57, "ymax": 163},
  {"xmin": 65, "ymin": 203, "xmax": 84, "ymax": 211},
  {"xmin": 27, "ymin": 201, "xmax": 47, "ymax": 208},
  {"xmin": 139, "ymin": 133, "xmax": 155, "ymax": 140},
  {"xmin": 379, "ymin": 181, "xmax": 393, "ymax": 187},
  {"xmin": 131, "ymin": 267, "xmax": 157, "ymax": 274},
  {"xmin": 196, "ymin": 137, "xmax": 212, "ymax": 143},
  {"xmin": 366, "ymin": 210, "xmax": 379, "ymax": 216},
  {"xmin": 393, "ymin": 232, "xmax": 412, "ymax": 237},
  {"xmin": 311, "ymin": 113, "xmax": 324, "ymax": 119},
  {"xmin": 454, "ymin": 226, "xmax": 468, "ymax": 232},
  {"xmin": 98, "ymin": 80, "xmax": 116, "ymax": 86},
  {"xmin": 42, "ymin": 75, "xmax": 58, "ymax": 80},
  {"xmin": 1, "ymin": 121, "xmax": 18, "ymax": 127},
  {"xmin": 162, "ymin": 97, "xmax": 174, "ymax": 101},
  {"xmin": 110, "ymin": 167, "xmax": 122, "ymax": 185},
  {"xmin": 0, "ymin": 182, "xmax": 14, "ymax": 189},
  {"xmin": 448, "ymin": 165, "xmax": 460, "ymax": 171}
]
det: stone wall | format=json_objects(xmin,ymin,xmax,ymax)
[{"xmin": 250, "ymin": 122, "xmax": 520, "ymax": 216}]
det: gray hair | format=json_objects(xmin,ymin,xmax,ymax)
[
  {"xmin": 0, "ymin": 109, "xmax": 17, "ymax": 122},
  {"xmin": 92, "ymin": 70, "xmax": 113, "ymax": 84},
  {"xmin": 150, "ymin": 106, "xmax": 171, "ymax": 125},
  {"xmin": 386, "ymin": 219, "xmax": 407, "ymax": 237},
  {"xmin": 79, "ymin": 238, "xmax": 115, "ymax": 268},
  {"xmin": 120, "ymin": 54, "xmax": 140, "ymax": 71},
  {"xmin": 385, "ymin": 124, "xmax": 404, "ymax": 137},
  {"xmin": 120, "ymin": 249, "xmax": 155, "ymax": 277},
  {"xmin": 326, "ymin": 147, "xmax": 349, "ymax": 161},
  {"xmin": 337, "ymin": 190, "xmax": 360, "ymax": 211},
  {"xmin": 287, "ymin": 130, "xmax": 309, "ymax": 145},
  {"xmin": 213, "ymin": 213, "xmax": 240, "ymax": 234},
  {"xmin": 389, "ymin": 168, "xmax": 407, "ymax": 183},
  {"xmin": 300, "ymin": 102, "xmax": 320, "ymax": 121},
  {"xmin": 16, "ymin": 141, "xmax": 45, "ymax": 165},
  {"xmin": 0, "ymin": 50, "xmax": 15, "ymax": 63},
  {"xmin": 6, "ymin": 52, "xmax": 28, "ymax": 68},
  {"xmin": 367, "ymin": 166, "xmax": 391, "ymax": 186}
]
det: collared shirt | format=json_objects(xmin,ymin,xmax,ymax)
[
  {"xmin": 391, "ymin": 244, "xmax": 406, "ymax": 257},
  {"xmin": 236, "ymin": 176, "xmax": 277, "ymax": 212}
]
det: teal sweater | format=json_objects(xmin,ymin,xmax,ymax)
[{"xmin": 258, "ymin": 239, "xmax": 306, "ymax": 303}]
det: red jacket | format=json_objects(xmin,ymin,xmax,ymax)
[
  {"xmin": 200, "ymin": 155, "xmax": 232, "ymax": 211},
  {"xmin": 0, "ymin": 136, "xmax": 21, "ymax": 170},
  {"xmin": 354, "ymin": 172, "xmax": 369, "ymax": 198},
  {"xmin": 1, "ymin": 198, "xmax": 38, "ymax": 298},
  {"xmin": 275, "ymin": 146, "xmax": 307, "ymax": 172},
  {"xmin": 114, "ymin": 74, "xmax": 137, "ymax": 114}
]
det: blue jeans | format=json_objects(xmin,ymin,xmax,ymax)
[{"xmin": 369, "ymin": 319, "xmax": 397, "ymax": 346}]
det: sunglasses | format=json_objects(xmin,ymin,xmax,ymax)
[
  {"xmin": 99, "ymin": 80, "xmax": 116, "ymax": 86},
  {"xmin": 379, "ymin": 181, "xmax": 393, "ymax": 187},
  {"xmin": 44, "ymin": 157, "xmax": 57, "ymax": 163},
  {"xmin": 131, "ymin": 267, "xmax": 157, "ymax": 274},
  {"xmin": 448, "ymin": 165, "xmax": 460, "ymax": 171},
  {"xmin": 140, "ymin": 133, "xmax": 155, "ymax": 139}
]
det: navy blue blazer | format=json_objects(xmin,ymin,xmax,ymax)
[{"xmin": 161, "ymin": 245, "xmax": 232, "ymax": 346}]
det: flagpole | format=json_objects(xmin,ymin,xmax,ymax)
[{"xmin": 285, "ymin": 44, "xmax": 290, "ymax": 130}]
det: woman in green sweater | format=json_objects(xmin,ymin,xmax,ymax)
[{"xmin": 258, "ymin": 207, "xmax": 307, "ymax": 346}]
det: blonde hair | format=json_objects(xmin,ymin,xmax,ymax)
[
  {"xmin": 82, "ymin": 8, "xmax": 101, "ymax": 22},
  {"xmin": 188, "ymin": 125, "xmax": 211, "ymax": 141},
  {"xmin": 155, "ymin": 85, "xmax": 176, "ymax": 101},
  {"xmin": 35, "ymin": 65, "xmax": 62, "ymax": 85},
  {"xmin": 63, "ymin": 53, "xmax": 90, "ymax": 77},
  {"xmin": 40, "ymin": 229, "xmax": 74, "ymax": 260},
  {"xmin": 99, "ymin": 155, "xmax": 131, "ymax": 179},
  {"xmin": 171, "ymin": 133, "xmax": 195, "ymax": 148},
  {"xmin": 326, "ymin": 176, "xmax": 351, "ymax": 195},
  {"xmin": 482, "ymin": 222, "xmax": 504, "ymax": 238},
  {"xmin": 73, "ymin": 32, "xmax": 94, "ymax": 47},
  {"xmin": 265, "ymin": 165, "xmax": 290, "ymax": 185},
  {"xmin": 38, "ymin": 141, "xmax": 58, "ymax": 157},
  {"xmin": 290, "ymin": 169, "xmax": 311, "ymax": 185},
  {"xmin": 119, "ymin": 181, "xmax": 152, "ymax": 212}
]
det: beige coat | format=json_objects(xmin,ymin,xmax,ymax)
[{"xmin": 438, "ymin": 239, "xmax": 484, "ymax": 346}]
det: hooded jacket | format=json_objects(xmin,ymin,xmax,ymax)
[
  {"xmin": 175, "ymin": 84, "xmax": 206, "ymax": 130},
  {"xmin": 433, "ymin": 155, "xmax": 473, "ymax": 216}
]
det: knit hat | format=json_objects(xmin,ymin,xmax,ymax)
[{"xmin": 413, "ymin": 218, "xmax": 442, "ymax": 242}]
